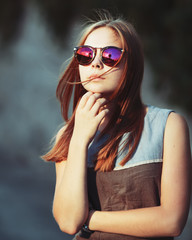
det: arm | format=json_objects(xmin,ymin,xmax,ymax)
[
  {"xmin": 88, "ymin": 112, "xmax": 191, "ymax": 237},
  {"xmin": 52, "ymin": 92, "xmax": 108, "ymax": 235}
]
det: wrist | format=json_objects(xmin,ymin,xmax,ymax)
[
  {"xmin": 87, "ymin": 210, "xmax": 97, "ymax": 231},
  {"xmin": 83, "ymin": 210, "xmax": 95, "ymax": 233},
  {"xmin": 70, "ymin": 134, "xmax": 89, "ymax": 149}
]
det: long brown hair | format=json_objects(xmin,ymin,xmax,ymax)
[{"xmin": 42, "ymin": 12, "xmax": 145, "ymax": 172}]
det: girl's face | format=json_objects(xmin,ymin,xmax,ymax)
[{"xmin": 79, "ymin": 27, "xmax": 124, "ymax": 98}]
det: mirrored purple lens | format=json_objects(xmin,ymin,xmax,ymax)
[
  {"xmin": 76, "ymin": 47, "xmax": 94, "ymax": 65},
  {"xmin": 102, "ymin": 48, "xmax": 122, "ymax": 67}
]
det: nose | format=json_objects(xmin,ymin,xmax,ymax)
[{"xmin": 91, "ymin": 50, "xmax": 103, "ymax": 69}]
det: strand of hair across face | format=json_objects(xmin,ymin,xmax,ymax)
[{"xmin": 66, "ymin": 51, "xmax": 125, "ymax": 85}]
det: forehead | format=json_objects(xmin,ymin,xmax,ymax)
[{"xmin": 84, "ymin": 27, "xmax": 122, "ymax": 48}]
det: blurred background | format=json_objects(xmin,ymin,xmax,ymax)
[{"xmin": 0, "ymin": 0, "xmax": 191, "ymax": 239}]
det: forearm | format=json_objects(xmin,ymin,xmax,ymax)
[
  {"xmin": 89, "ymin": 206, "xmax": 183, "ymax": 237},
  {"xmin": 88, "ymin": 114, "xmax": 191, "ymax": 238},
  {"xmin": 53, "ymin": 92, "xmax": 109, "ymax": 234},
  {"xmin": 53, "ymin": 136, "xmax": 89, "ymax": 233}
]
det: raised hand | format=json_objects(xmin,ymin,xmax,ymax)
[{"xmin": 73, "ymin": 91, "xmax": 109, "ymax": 145}]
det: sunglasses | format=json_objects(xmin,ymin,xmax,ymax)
[{"xmin": 74, "ymin": 45, "xmax": 124, "ymax": 67}]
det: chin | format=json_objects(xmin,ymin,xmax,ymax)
[{"xmin": 82, "ymin": 83, "xmax": 115, "ymax": 96}]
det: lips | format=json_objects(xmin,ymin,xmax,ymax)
[{"xmin": 88, "ymin": 74, "xmax": 104, "ymax": 80}]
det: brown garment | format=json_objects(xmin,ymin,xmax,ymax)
[{"xmin": 74, "ymin": 163, "xmax": 173, "ymax": 240}]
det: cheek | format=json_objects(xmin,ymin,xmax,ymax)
[
  {"xmin": 79, "ymin": 66, "xmax": 87, "ymax": 81},
  {"xmin": 112, "ymin": 69, "xmax": 124, "ymax": 85},
  {"xmin": 79, "ymin": 67, "xmax": 82, "ymax": 80}
]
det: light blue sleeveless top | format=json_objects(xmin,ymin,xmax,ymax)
[{"xmin": 87, "ymin": 105, "xmax": 173, "ymax": 170}]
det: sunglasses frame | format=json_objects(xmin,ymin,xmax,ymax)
[{"xmin": 74, "ymin": 45, "xmax": 125, "ymax": 67}]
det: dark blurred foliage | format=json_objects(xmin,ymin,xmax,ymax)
[
  {"xmin": 0, "ymin": 0, "xmax": 192, "ymax": 114},
  {"xmin": 0, "ymin": 0, "xmax": 26, "ymax": 47},
  {"xmin": 32, "ymin": 0, "xmax": 80, "ymax": 46}
]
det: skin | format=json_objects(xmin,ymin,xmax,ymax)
[
  {"xmin": 79, "ymin": 27, "xmax": 124, "ymax": 98},
  {"xmin": 52, "ymin": 26, "xmax": 191, "ymax": 237},
  {"xmin": 87, "ymin": 113, "xmax": 191, "ymax": 237}
]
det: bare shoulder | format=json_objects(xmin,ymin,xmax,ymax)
[
  {"xmin": 165, "ymin": 112, "xmax": 189, "ymax": 135},
  {"xmin": 164, "ymin": 112, "xmax": 191, "ymax": 160},
  {"xmin": 55, "ymin": 125, "xmax": 68, "ymax": 178}
]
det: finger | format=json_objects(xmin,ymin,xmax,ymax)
[
  {"xmin": 96, "ymin": 108, "xmax": 109, "ymax": 123},
  {"xmin": 78, "ymin": 92, "xmax": 93, "ymax": 108},
  {"xmin": 91, "ymin": 98, "xmax": 108, "ymax": 116},
  {"xmin": 93, "ymin": 93, "xmax": 102, "ymax": 98},
  {"xmin": 84, "ymin": 93, "xmax": 102, "ymax": 111}
]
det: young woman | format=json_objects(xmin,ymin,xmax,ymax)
[{"xmin": 42, "ymin": 12, "xmax": 191, "ymax": 240}]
